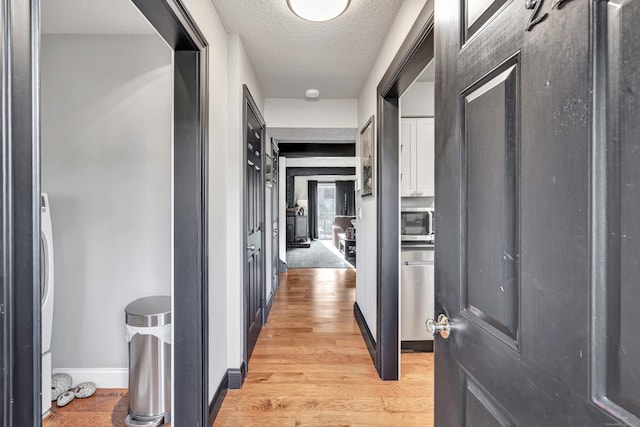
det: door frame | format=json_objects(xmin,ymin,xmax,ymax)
[
  {"xmin": 1, "ymin": 0, "xmax": 210, "ymax": 424},
  {"xmin": 134, "ymin": 1, "xmax": 210, "ymax": 424},
  {"xmin": 374, "ymin": 0, "xmax": 435, "ymax": 380},
  {"xmin": 1, "ymin": 0, "xmax": 41, "ymax": 422},
  {"xmin": 242, "ymin": 84, "xmax": 266, "ymax": 367},
  {"xmin": 267, "ymin": 140, "xmax": 280, "ymax": 317}
]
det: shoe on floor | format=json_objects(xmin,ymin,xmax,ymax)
[
  {"xmin": 72, "ymin": 382, "xmax": 96, "ymax": 398},
  {"xmin": 56, "ymin": 390, "xmax": 75, "ymax": 407},
  {"xmin": 51, "ymin": 373, "xmax": 72, "ymax": 401}
]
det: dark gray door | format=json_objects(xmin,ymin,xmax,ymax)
[
  {"xmin": 271, "ymin": 143, "xmax": 280, "ymax": 293},
  {"xmin": 244, "ymin": 87, "xmax": 265, "ymax": 361},
  {"xmin": 434, "ymin": 0, "xmax": 639, "ymax": 425}
]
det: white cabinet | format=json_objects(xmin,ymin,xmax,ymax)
[
  {"xmin": 400, "ymin": 119, "xmax": 415, "ymax": 197},
  {"xmin": 400, "ymin": 117, "xmax": 435, "ymax": 197}
]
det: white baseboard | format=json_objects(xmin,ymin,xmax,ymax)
[{"xmin": 52, "ymin": 368, "xmax": 128, "ymax": 389}]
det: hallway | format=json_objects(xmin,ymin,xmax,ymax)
[{"xmin": 214, "ymin": 269, "xmax": 434, "ymax": 426}]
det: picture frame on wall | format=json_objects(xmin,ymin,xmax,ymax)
[{"xmin": 360, "ymin": 115, "xmax": 375, "ymax": 197}]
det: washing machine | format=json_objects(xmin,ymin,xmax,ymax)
[{"xmin": 41, "ymin": 193, "xmax": 55, "ymax": 416}]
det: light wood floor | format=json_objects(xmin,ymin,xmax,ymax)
[
  {"xmin": 214, "ymin": 268, "xmax": 434, "ymax": 427},
  {"xmin": 43, "ymin": 268, "xmax": 434, "ymax": 426}
]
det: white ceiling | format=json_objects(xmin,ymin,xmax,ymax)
[
  {"xmin": 43, "ymin": 0, "xmax": 404, "ymax": 98},
  {"xmin": 212, "ymin": 0, "xmax": 404, "ymax": 99},
  {"xmin": 42, "ymin": 0, "xmax": 155, "ymax": 35}
]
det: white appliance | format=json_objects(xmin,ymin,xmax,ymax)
[
  {"xmin": 400, "ymin": 248, "xmax": 434, "ymax": 348},
  {"xmin": 400, "ymin": 207, "xmax": 434, "ymax": 243},
  {"xmin": 41, "ymin": 194, "xmax": 55, "ymax": 416}
]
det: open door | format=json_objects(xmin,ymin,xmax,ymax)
[{"xmin": 434, "ymin": 0, "xmax": 640, "ymax": 425}]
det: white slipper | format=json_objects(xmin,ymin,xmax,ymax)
[
  {"xmin": 56, "ymin": 390, "xmax": 75, "ymax": 407},
  {"xmin": 51, "ymin": 373, "xmax": 72, "ymax": 401},
  {"xmin": 72, "ymin": 382, "xmax": 96, "ymax": 398}
]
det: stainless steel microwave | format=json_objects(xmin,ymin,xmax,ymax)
[{"xmin": 400, "ymin": 207, "xmax": 434, "ymax": 242}]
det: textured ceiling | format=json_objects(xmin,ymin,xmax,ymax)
[
  {"xmin": 42, "ymin": 0, "xmax": 155, "ymax": 35},
  {"xmin": 212, "ymin": 0, "xmax": 404, "ymax": 99}
]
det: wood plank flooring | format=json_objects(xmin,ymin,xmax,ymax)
[
  {"xmin": 42, "ymin": 268, "xmax": 434, "ymax": 426},
  {"xmin": 43, "ymin": 388, "xmax": 131, "ymax": 427},
  {"xmin": 43, "ymin": 388, "xmax": 172, "ymax": 427},
  {"xmin": 214, "ymin": 268, "xmax": 434, "ymax": 427}
]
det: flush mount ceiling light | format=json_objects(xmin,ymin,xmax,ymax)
[{"xmin": 287, "ymin": 0, "xmax": 351, "ymax": 22}]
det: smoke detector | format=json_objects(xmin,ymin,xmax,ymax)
[{"xmin": 305, "ymin": 89, "xmax": 320, "ymax": 99}]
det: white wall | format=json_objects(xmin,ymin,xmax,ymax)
[
  {"xmin": 356, "ymin": 0, "xmax": 429, "ymax": 339},
  {"xmin": 285, "ymin": 157, "xmax": 357, "ymax": 168},
  {"xmin": 226, "ymin": 33, "xmax": 265, "ymax": 372},
  {"xmin": 265, "ymin": 98, "xmax": 358, "ymax": 128},
  {"xmin": 401, "ymin": 82, "xmax": 435, "ymax": 117},
  {"xmin": 41, "ymin": 35, "xmax": 172, "ymax": 381},
  {"xmin": 177, "ymin": 0, "xmax": 266, "ymax": 399}
]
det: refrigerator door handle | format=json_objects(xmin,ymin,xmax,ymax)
[{"xmin": 403, "ymin": 261, "xmax": 434, "ymax": 266}]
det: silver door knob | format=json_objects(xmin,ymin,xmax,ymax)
[
  {"xmin": 247, "ymin": 244, "xmax": 256, "ymax": 252},
  {"xmin": 426, "ymin": 314, "xmax": 451, "ymax": 339}
]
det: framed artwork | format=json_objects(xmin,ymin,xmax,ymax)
[{"xmin": 360, "ymin": 115, "xmax": 375, "ymax": 197}]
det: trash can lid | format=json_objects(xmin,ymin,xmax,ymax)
[{"xmin": 125, "ymin": 296, "xmax": 171, "ymax": 327}]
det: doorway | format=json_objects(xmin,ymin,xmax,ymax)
[
  {"xmin": 317, "ymin": 182, "xmax": 336, "ymax": 240},
  {"xmin": 398, "ymin": 60, "xmax": 436, "ymax": 362},
  {"xmin": 284, "ymin": 174, "xmax": 357, "ymax": 270},
  {"xmin": 371, "ymin": 1, "xmax": 435, "ymax": 381},
  {"xmin": 266, "ymin": 141, "xmax": 280, "ymax": 319},
  {"xmin": 1, "ymin": 0, "xmax": 210, "ymax": 425},
  {"xmin": 40, "ymin": 2, "xmax": 173, "ymax": 421}
]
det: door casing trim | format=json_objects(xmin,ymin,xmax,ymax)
[
  {"xmin": 373, "ymin": 0, "xmax": 435, "ymax": 380},
  {"xmin": 242, "ymin": 84, "xmax": 266, "ymax": 370},
  {"xmin": 1, "ymin": 0, "xmax": 42, "ymax": 422}
]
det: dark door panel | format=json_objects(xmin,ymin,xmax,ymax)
[
  {"xmin": 593, "ymin": 0, "xmax": 640, "ymax": 423},
  {"xmin": 461, "ymin": 56, "xmax": 519, "ymax": 347},
  {"xmin": 463, "ymin": 374, "xmax": 515, "ymax": 427},
  {"xmin": 244, "ymin": 86, "xmax": 265, "ymax": 363},
  {"xmin": 435, "ymin": 0, "xmax": 636, "ymax": 425},
  {"xmin": 462, "ymin": 0, "xmax": 509, "ymax": 43}
]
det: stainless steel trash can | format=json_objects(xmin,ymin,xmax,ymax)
[{"xmin": 124, "ymin": 296, "xmax": 171, "ymax": 427}]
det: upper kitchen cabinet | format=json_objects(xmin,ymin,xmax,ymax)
[{"xmin": 401, "ymin": 117, "xmax": 434, "ymax": 197}]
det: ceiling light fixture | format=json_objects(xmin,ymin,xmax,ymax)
[
  {"xmin": 305, "ymin": 89, "xmax": 320, "ymax": 98},
  {"xmin": 287, "ymin": 0, "xmax": 351, "ymax": 22}
]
